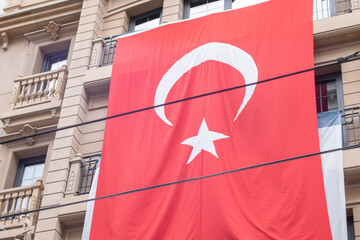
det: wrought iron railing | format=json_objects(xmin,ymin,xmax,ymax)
[
  {"xmin": 98, "ymin": 0, "xmax": 353, "ymax": 66},
  {"xmin": 100, "ymin": 34, "xmax": 123, "ymax": 67},
  {"xmin": 342, "ymin": 107, "xmax": 360, "ymax": 147},
  {"xmin": 313, "ymin": 0, "xmax": 352, "ymax": 20},
  {"xmin": 78, "ymin": 154, "xmax": 101, "ymax": 195}
]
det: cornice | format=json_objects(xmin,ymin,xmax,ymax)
[
  {"xmin": 0, "ymin": 0, "xmax": 82, "ymax": 38},
  {"xmin": 313, "ymin": 10, "xmax": 360, "ymax": 48}
]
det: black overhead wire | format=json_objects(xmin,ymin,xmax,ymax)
[
  {"xmin": 0, "ymin": 54, "xmax": 359, "ymax": 145},
  {"xmin": 0, "ymin": 53, "xmax": 359, "ymax": 220},
  {"xmin": 1, "ymin": 143, "xmax": 359, "ymax": 220}
]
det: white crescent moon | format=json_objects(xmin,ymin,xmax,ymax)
[{"xmin": 154, "ymin": 42, "xmax": 258, "ymax": 126}]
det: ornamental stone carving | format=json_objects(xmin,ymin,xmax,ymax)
[
  {"xmin": 352, "ymin": 0, "xmax": 360, "ymax": 9},
  {"xmin": 20, "ymin": 124, "xmax": 37, "ymax": 146},
  {"xmin": 1, "ymin": 32, "xmax": 9, "ymax": 50},
  {"xmin": 44, "ymin": 21, "xmax": 60, "ymax": 40},
  {"xmin": 14, "ymin": 216, "xmax": 33, "ymax": 240}
]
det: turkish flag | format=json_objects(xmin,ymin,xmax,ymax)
[{"xmin": 90, "ymin": 0, "xmax": 333, "ymax": 239}]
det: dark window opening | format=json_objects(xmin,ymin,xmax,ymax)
[
  {"xmin": 347, "ymin": 215, "xmax": 355, "ymax": 240},
  {"xmin": 41, "ymin": 50, "xmax": 68, "ymax": 73},
  {"xmin": 129, "ymin": 9, "xmax": 162, "ymax": 32},
  {"xmin": 13, "ymin": 155, "xmax": 46, "ymax": 188},
  {"xmin": 315, "ymin": 73, "xmax": 343, "ymax": 113}
]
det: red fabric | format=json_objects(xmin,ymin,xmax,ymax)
[{"xmin": 90, "ymin": 1, "xmax": 332, "ymax": 239}]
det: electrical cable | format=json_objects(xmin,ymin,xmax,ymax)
[
  {"xmin": 0, "ymin": 54, "xmax": 359, "ymax": 219},
  {"xmin": 0, "ymin": 56, "xmax": 359, "ymax": 145},
  {"xmin": 1, "ymin": 143, "xmax": 359, "ymax": 220}
]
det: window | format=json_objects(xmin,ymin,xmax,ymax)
[
  {"xmin": 183, "ymin": 0, "xmax": 255, "ymax": 19},
  {"xmin": 347, "ymin": 215, "xmax": 355, "ymax": 240},
  {"xmin": 129, "ymin": 9, "xmax": 162, "ymax": 32},
  {"xmin": 315, "ymin": 73, "xmax": 343, "ymax": 113},
  {"xmin": 313, "ymin": 0, "xmax": 336, "ymax": 20},
  {"xmin": 184, "ymin": 0, "xmax": 228, "ymax": 19},
  {"xmin": 41, "ymin": 50, "xmax": 68, "ymax": 72},
  {"xmin": 13, "ymin": 156, "xmax": 46, "ymax": 187}
]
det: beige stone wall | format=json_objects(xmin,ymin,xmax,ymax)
[
  {"xmin": 34, "ymin": 0, "xmax": 107, "ymax": 238},
  {"xmin": 0, "ymin": 0, "xmax": 359, "ymax": 239},
  {"xmin": 0, "ymin": 37, "xmax": 29, "ymax": 125}
]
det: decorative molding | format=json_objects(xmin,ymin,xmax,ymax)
[
  {"xmin": 314, "ymin": 24, "xmax": 360, "ymax": 41},
  {"xmin": 67, "ymin": 170, "xmax": 76, "ymax": 192},
  {"xmin": 25, "ymin": 138, "xmax": 36, "ymax": 146},
  {"xmin": 19, "ymin": 124, "xmax": 37, "ymax": 146},
  {"xmin": 89, "ymin": 36, "xmax": 105, "ymax": 68},
  {"xmin": 14, "ymin": 216, "xmax": 33, "ymax": 240},
  {"xmin": 352, "ymin": 0, "xmax": 360, "ymax": 9},
  {"xmin": 4, "ymin": 119, "xmax": 11, "ymax": 127},
  {"xmin": 0, "ymin": 1, "xmax": 82, "ymax": 39},
  {"xmin": 65, "ymin": 153, "xmax": 84, "ymax": 196},
  {"xmin": 44, "ymin": 21, "xmax": 61, "ymax": 40},
  {"xmin": 1, "ymin": 32, "xmax": 9, "ymax": 50},
  {"xmin": 50, "ymin": 109, "xmax": 57, "ymax": 118}
]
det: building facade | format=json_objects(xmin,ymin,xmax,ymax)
[{"xmin": 0, "ymin": 0, "xmax": 359, "ymax": 239}]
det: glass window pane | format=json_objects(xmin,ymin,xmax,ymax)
[
  {"xmin": 21, "ymin": 163, "xmax": 45, "ymax": 186},
  {"xmin": 316, "ymin": 98, "xmax": 321, "ymax": 113},
  {"xmin": 42, "ymin": 51, "xmax": 68, "ymax": 72},
  {"xmin": 190, "ymin": 0, "xmax": 224, "ymax": 19},
  {"xmin": 315, "ymin": 79, "xmax": 339, "ymax": 113},
  {"xmin": 50, "ymin": 59, "xmax": 67, "ymax": 71},
  {"xmin": 22, "ymin": 166, "xmax": 35, "ymax": 180},
  {"xmin": 135, "ymin": 17, "xmax": 160, "ymax": 31},
  {"xmin": 34, "ymin": 164, "xmax": 45, "ymax": 178},
  {"xmin": 326, "ymin": 81, "xmax": 338, "ymax": 110},
  {"xmin": 313, "ymin": 0, "xmax": 331, "ymax": 20},
  {"xmin": 21, "ymin": 179, "xmax": 32, "ymax": 187},
  {"xmin": 134, "ymin": 12, "xmax": 160, "ymax": 32},
  {"xmin": 232, "ymin": 0, "xmax": 266, "ymax": 9}
]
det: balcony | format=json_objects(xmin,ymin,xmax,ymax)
[
  {"xmin": 89, "ymin": 1, "xmax": 357, "ymax": 68},
  {"xmin": 65, "ymin": 153, "xmax": 100, "ymax": 197},
  {"xmin": 342, "ymin": 107, "xmax": 360, "ymax": 147},
  {"xmin": 0, "ymin": 66, "xmax": 68, "ymax": 134},
  {"xmin": 0, "ymin": 180, "xmax": 44, "ymax": 239},
  {"xmin": 313, "ymin": 0, "xmax": 352, "ymax": 20}
]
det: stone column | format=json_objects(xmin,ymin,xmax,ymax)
[
  {"xmin": 353, "ymin": 206, "xmax": 360, "ymax": 239},
  {"xmin": 65, "ymin": 154, "xmax": 84, "ymax": 196},
  {"xmin": 34, "ymin": 0, "xmax": 106, "ymax": 239},
  {"xmin": 89, "ymin": 37, "xmax": 105, "ymax": 68},
  {"xmin": 161, "ymin": 0, "xmax": 184, "ymax": 24}
]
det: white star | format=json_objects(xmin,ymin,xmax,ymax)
[{"xmin": 181, "ymin": 118, "xmax": 229, "ymax": 165}]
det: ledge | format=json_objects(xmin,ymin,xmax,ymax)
[
  {"xmin": 343, "ymin": 147, "xmax": 360, "ymax": 184},
  {"xmin": 0, "ymin": 0, "xmax": 82, "ymax": 38},
  {"xmin": 0, "ymin": 100, "xmax": 61, "ymax": 134},
  {"xmin": 313, "ymin": 10, "xmax": 360, "ymax": 48},
  {"xmin": 58, "ymin": 194, "xmax": 88, "ymax": 227},
  {"xmin": 83, "ymin": 65, "xmax": 112, "ymax": 96}
]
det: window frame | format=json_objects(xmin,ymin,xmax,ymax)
[
  {"xmin": 313, "ymin": 0, "xmax": 337, "ymax": 21},
  {"xmin": 315, "ymin": 73, "xmax": 344, "ymax": 114},
  {"xmin": 13, "ymin": 155, "xmax": 46, "ymax": 188},
  {"xmin": 183, "ymin": 0, "xmax": 232, "ymax": 19},
  {"xmin": 41, "ymin": 49, "xmax": 69, "ymax": 73},
  {"xmin": 128, "ymin": 8, "xmax": 162, "ymax": 32}
]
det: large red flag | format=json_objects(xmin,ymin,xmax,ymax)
[{"xmin": 90, "ymin": 0, "xmax": 333, "ymax": 239}]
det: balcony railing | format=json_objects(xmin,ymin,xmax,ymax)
[
  {"xmin": 0, "ymin": 180, "xmax": 44, "ymax": 230},
  {"xmin": 94, "ymin": 0, "xmax": 354, "ymax": 67},
  {"xmin": 342, "ymin": 107, "xmax": 360, "ymax": 146},
  {"xmin": 313, "ymin": 0, "xmax": 352, "ymax": 20},
  {"xmin": 100, "ymin": 36, "xmax": 119, "ymax": 67},
  {"xmin": 11, "ymin": 65, "xmax": 68, "ymax": 109},
  {"xmin": 78, "ymin": 154, "xmax": 101, "ymax": 195}
]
